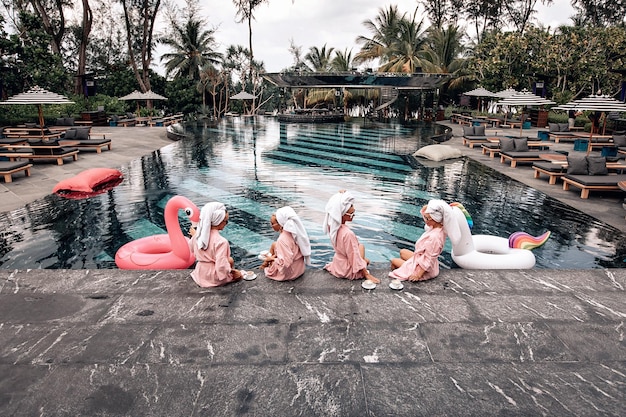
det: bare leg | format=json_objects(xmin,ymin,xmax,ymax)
[
  {"xmin": 399, "ymin": 249, "xmax": 414, "ymax": 261},
  {"xmin": 359, "ymin": 243, "xmax": 370, "ymax": 265},
  {"xmin": 269, "ymin": 241, "xmax": 277, "ymax": 255},
  {"xmin": 390, "ymin": 257, "xmax": 405, "ymax": 270}
]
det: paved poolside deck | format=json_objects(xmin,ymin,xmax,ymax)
[{"xmin": 0, "ymin": 121, "xmax": 625, "ymax": 416}]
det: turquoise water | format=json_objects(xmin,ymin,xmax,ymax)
[{"xmin": 0, "ymin": 117, "xmax": 625, "ymax": 269}]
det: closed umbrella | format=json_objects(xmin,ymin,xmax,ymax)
[
  {"xmin": 498, "ymin": 89, "xmax": 555, "ymax": 136},
  {"xmin": 0, "ymin": 86, "xmax": 74, "ymax": 136},
  {"xmin": 555, "ymin": 95, "xmax": 626, "ymax": 153}
]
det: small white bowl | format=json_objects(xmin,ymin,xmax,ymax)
[
  {"xmin": 258, "ymin": 250, "xmax": 270, "ymax": 260},
  {"xmin": 389, "ymin": 279, "xmax": 404, "ymax": 290},
  {"xmin": 242, "ymin": 271, "xmax": 257, "ymax": 281},
  {"xmin": 361, "ymin": 280, "xmax": 377, "ymax": 290}
]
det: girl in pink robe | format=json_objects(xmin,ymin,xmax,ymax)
[
  {"xmin": 190, "ymin": 202, "xmax": 242, "ymax": 287},
  {"xmin": 323, "ymin": 191, "xmax": 380, "ymax": 283},
  {"xmin": 389, "ymin": 200, "xmax": 448, "ymax": 282},
  {"xmin": 261, "ymin": 206, "xmax": 311, "ymax": 281}
]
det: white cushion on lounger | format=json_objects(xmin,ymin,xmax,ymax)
[{"xmin": 413, "ymin": 145, "xmax": 462, "ymax": 161}]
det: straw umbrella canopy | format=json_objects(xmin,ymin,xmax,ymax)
[
  {"xmin": 555, "ymin": 95, "xmax": 626, "ymax": 153},
  {"xmin": 0, "ymin": 85, "xmax": 74, "ymax": 135},
  {"xmin": 498, "ymin": 89, "xmax": 555, "ymax": 136},
  {"xmin": 463, "ymin": 87, "xmax": 497, "ymax": 111}
]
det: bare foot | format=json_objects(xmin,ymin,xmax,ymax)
[{"xmin": 365, "ymin": 273, "xmax": 381, "ymax": 284}]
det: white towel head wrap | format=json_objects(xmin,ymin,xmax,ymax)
[
  {"xmin": 323, "ymin": 191, "xmax": 355, "ymax": 246},
  {"xmin": 276, "ymin": 206, "xmax": 312, "ymax": 265},
  {"xmin": 196, "ymin": 202, "xmax": 226, "ymax": 250},
  {"xmin": 424, "ymin": 199, "xmax": 452, "ymax": 225}
]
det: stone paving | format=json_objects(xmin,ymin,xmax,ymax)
[
  {"xmin": 1, "ymin": 267, "xmax": 625, "ymax": 416},
  {"xmin": 0, "ymin": 121, "xmax": 625, "ymax": 416}
]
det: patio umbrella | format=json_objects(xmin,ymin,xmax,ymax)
[
  {"xmin": 230, "ymin": 91, "xmax": 257, "ymax": 115},
  {"xmin": 0, "ymin": 85, "xmax": 74, "ymax": 136},
  {"xmin": 463, "ymin": 87, "xmax": 497, "ymax": 111},
  {"xmin": 491, "ymin": 88, "xmax": 518, "ymax": 119},
  {"xmin": 555, "ymin": 95, "xmax": 626, "ymax": 153},
  {"xmin": 119, "ymin": 90, "xmax": 168, "ymax": 116},
  {"xmin": 141, "ymin": 90, "xmax": 168, "ymax": 101},
  {"xmin": 498, "ymin": 89, "xmax": 555, "ymax": 136},
  {"xmin": 494, "ymin": 88, "xmax": 517, "ymax": 98},
  {"xmin": 230, "ymin": 91, "xmax": 256, "ymax": 100}
]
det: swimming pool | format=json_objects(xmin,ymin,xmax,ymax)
[{"xmin": 1, "ymin": 117, "xmax": 625, "ymax": 270}]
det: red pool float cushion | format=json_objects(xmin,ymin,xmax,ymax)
[{"xmin": 53, "ymin": 168, "xmax": 123, "ymax": 194}]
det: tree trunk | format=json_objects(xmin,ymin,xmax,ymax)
[{"xmin": 74, "ymin": 0, "xmax": 93, "ymax": 96}]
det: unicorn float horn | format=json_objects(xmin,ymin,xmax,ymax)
[{"xmin": 508, "ymin": 231, "xmax": 551, "ymax": 250}]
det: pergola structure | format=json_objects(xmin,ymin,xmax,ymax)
[
  {"xmin": 262, "ymin": 72, "xmax": 450, "ymax": 90},
  {"xmin": 262, "ymin": 71, "xmax": 451, "ymax": 120}
]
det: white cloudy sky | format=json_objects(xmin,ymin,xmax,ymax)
[{"xmin": 158, "ymin": 0, "xmax": 575, "ymax": 74}]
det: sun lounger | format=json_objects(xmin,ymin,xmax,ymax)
[
  {"xmin": 500, "ymin": 150, "xmax": 560, "ymax": 168},
  {"xmin": 562, "ymin": 173, "xmax": 626, "ymax": 198},
  {"xmin": 74, "ymin": 138, "xmax": 111, "ymax": 153},
  {"xmin": 9, "ymin": 140, "xmax": 79, "ymax": 165},
  {"xmin": 532, "ymin": 162, "xmax": 566, "ymax": 184},
  {"xmin": 0, "ymin": 160, "xmax": 32, "ymax": 182},
  {"xmin": 462, "ymin": 125, "xmax": 489, "ymax": 148}
]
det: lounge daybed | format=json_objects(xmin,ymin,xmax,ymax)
[
  {"xmin": 461, "ymin": 125, "xmax": 489, "ymax": 148},
  {"xmin": 532, "ymin": 162, "xmax": 567, "ymax": 184},
  {"xmin": 498, "ymin": 137, "xmax": 557, "ymax": 167},
  {"xmin": 482, "ymin": 137, "xmax": 551, "ymax": 158},
  {"xmin": 63, "ymin": 127, "xmax": 111, "ymax": 153},
  {"xmin": 0, "ymin": 160, "xmax": 32, "ymax": 182},
  {"xmin": 545, "ymin": 122, "xmax": 577, "ymax": 142},
  {"xmin": 10, "ymin": 140, "xmax": 79, "ymax": 165},
  {"xmin": 562, "ymin": 174, "xmax": 626, "ymax": 198},
  {"xmin": 559, "ymin": 153, "xmax": 626, "ymax": 198}
]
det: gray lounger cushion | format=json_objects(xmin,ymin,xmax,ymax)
[
  {"xmin": 532, "ymin": 162, "xmax": 566, "ymax": 173},
  {"xmin": 563, "ymin": 174, "xmax": 626, "ymax": 186},
  {"xmin": 0, "ymin": 160, "xmax": 30, "ymax": 171}
]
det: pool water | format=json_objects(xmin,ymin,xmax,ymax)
[{"xmin": 1, "ymin": 117, "xmax": 625, "ymax": 270}]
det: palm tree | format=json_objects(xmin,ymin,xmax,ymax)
[
  {"xmin": 233, "ymin": 0, "xmax": 269, "ymax": 81},
  {"xmin": 420, "ymin": 24, "xmax": 471, "ymax": 88},
  {"xmin": 331, "ymin": 49, "xmax": 353, "ymax": 71},
  {"xmin": 354, "ymin": 5, "xmax": 404, "ymax": 65},
  {"xmin": 419, "ymin": 24, "xmax": 472, "ymax": 105},
  {"xmin": 160, "ymin": 19, "xmax": 222, "ymax": 80},
  {"xmin": 304, "ymin": 44, "xmax": 335, "ymax": 72},
  {"xmin": 378, "ymin": 11, "xmax": 428, "ymax": 73}
]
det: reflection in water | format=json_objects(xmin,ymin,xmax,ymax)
[{"xmin": 0, "ymin": 116, "xmax": 625, "ymax": 270}]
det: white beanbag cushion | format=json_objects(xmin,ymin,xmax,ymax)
[{"xmin": 413, "ymin": 145, "xmax": 462, "ymax": 162}]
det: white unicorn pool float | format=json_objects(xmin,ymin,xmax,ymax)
[{"xmin": 445, "ymin": 202, "xmax": 550, "ymax": 269}]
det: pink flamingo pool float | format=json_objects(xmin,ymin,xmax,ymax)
[{"xmin": 115, "ymin": 195, "xmax": 200, "ymax": 269}]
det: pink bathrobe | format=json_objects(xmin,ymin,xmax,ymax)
[
  {"xmin": 324, "ymin": 224, "xmax": 367, "ymax": 279},
  {"xmin": 264, "ymin": 232, "xmax": 305, "ymax": 281},
  {"xmin": 389, "ymin": 227, "xmax": 446, "ymax": 281},
  {"xmin": 190, "ymin": 229, "xmax": 238, "ymax": 287}
]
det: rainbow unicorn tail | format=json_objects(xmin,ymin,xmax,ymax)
[
  {"xmin": 450, "ymin": 202, "xmax": 473, "ymax": 230},
  {"xmin": 509, "ymin": 231, "xmax": 551, "ymax": 250}
]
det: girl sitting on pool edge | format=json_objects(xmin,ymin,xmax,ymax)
[
  {"xmin": 389, "ymin": 199, "xmax": 449, "ymax": 282},
  {"xmin": 323, "ymin": 190, "xmax": 380, "ymax": 284},
  {"xmin": 260, "ymin": 206, "xmax": 311, "ymax": 281},
  {"xmin": 189, "ymin": 202, "xmax": 243, "ymax": 287}
]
